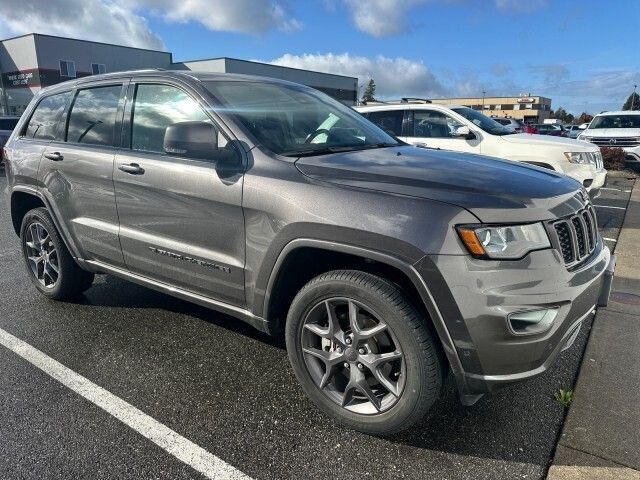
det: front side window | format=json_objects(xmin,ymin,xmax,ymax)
[
  {"xmin": 205, "ymin": 81, "xmax": 399, "ymax": 157},
  {"xmin": 412, "ymin": 110, "xmax": 464, "ymax": 138},
  {"xmin": 66, "ymin": 85, "xmax": 122, "ymax": 146},
  {"xmin": 131, "ymin": 83, "xmax": 223, "ymax": 155},
  {"xmin": 24, "ymin": 91, "xmax": 71, "ymax": 140},
  {"xmin": 365, "ymin": 110, "xmax": 404, "ymax": 136},
  {"xmin": 590, "ymin": 114, "xmax": 640, "ymax": 129},
  {"xmin": 452, "ymin": 107, "xmax": 513, "ymax": 136}
]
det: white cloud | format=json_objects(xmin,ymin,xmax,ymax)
[
  {"xmin": 494, "ymin": 0, "xmax": 548, "ymax": 13},
  {"xmin": 133, "ymin": 0, "xmax": 302, "ymax": 34},
  {"xmin": 342, "ymin": 0, "xmax": 429, "ymax": 37},
  {"xmin": 268, "ymin": 52, "xmax": 446, "ymax": 98},
  {"xmin": 0, "ymin": 0, "xmax": 164, "ymax": 49},
  {"xmin": 0, "ymin": 0, "xmax": 301, "ymax": 50}
]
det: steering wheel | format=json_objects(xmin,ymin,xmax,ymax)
[{"xmin": 305, "ymin": 129, "xmax": 332, "ymax": 144}]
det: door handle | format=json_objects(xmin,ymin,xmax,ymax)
[
  {"xmin": 44, "ymin": 152, "xmax": 63, "ymax": 161},
  {"xmin": 118, "ymin": 163, "xmax": 145, "ymax": 175}
]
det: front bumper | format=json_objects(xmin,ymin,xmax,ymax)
[
  {"xmin": 563, "ymin": 163, "xmax": 607, "ymax": 193},
  {"xmin": 416, "ymin": 242, "xmax": 614, "ymax": 401}
]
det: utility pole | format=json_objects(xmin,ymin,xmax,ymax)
[
  {"xmin": 482, "ymin": 90, "xmax": 486, "ymax": 110},
  {"xmin": 632, "ymin": 84, "xmax": 638, "ymax": 111}
]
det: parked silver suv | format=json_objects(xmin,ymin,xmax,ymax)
[{"xmin": 4, "ymin": 71, "xmax": 615, "ymax": 434}]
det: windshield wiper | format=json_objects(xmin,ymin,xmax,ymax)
[{"xmin": 281, "ymin": 142, "xmax": 398, "ymax": 158}]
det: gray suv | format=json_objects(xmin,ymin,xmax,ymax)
[{"xmin": 4, "ymin": 71, "xmax": 615, "ymax": 434}]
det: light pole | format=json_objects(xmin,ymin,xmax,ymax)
[
  {"xmin": 632, "ymin": 84, "xmax": 638, "ymax": 111},
  {"xmin": 482, "ymin": 90, "xmax": 486, "ymax": 110}
]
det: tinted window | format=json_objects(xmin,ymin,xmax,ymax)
[
  {"xmin": 0, "ymin": 118, "xmax": 19, "ymax": 130},
  {"xmin": 413, "ymin": 111, "xmax": 464, "ymax": 138},
  {"xmin": 590, "ymin": 114, "xmax": 640, "ymax": 129},
  {"xmin": 131, "ymin": 84, "xmax": 211, "ymax": 154},
  {"xmin": 365, "ymin": 110, "xmax": 404, "ymax": 136},
  {"xmin": 24, "ymin": 92, "xmax": 71, "ymax": 140},
  {"xmin": 66, "ymin": 85, "xmax": 122, "ymax": 146},
  {"xmin": 451, "ymin": 107, "xmax": 513, "ymax": 135}
]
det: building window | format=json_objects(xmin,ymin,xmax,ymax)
[
  {"xmin": 494, "ymin": 104, "xmax": 501, "ymax": 110},
  {"xmin": 91, "ymin": 63, "xmax": 106, "ymax": 75},
  {"xmin": 59, "ymin": 60, "xmax": 76, "ymax": 78}
]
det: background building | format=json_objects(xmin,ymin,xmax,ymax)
[
  {"xmin": 0, "ymin": 33, "xmax": 358, "ymax": 115},
  {"xmin": 431, "ymin": 95, "xmax": 552, "ymax": 124}
]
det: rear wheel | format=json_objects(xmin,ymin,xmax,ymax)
[
  {"xmin": 20, "ymin": 207, "xmax": 94, "ymax": 300},
  {"xmin": 286, "ymin": 270, "xmax": 443, "ymax": 435}
]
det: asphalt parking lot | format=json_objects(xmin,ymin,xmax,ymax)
[{"xmin": 0, "ymin": 171, "xmax": 635, "ymax": 480}]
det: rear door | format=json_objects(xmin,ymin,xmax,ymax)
[
  {"xmin": 113, "ymin": 80, "xmax": 246, "ymax": 306},
  {"xmin": 39, "ymin": 81, "xmax": 127, "ymax": 267}
]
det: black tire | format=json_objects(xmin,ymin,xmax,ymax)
[
  {"xmin": 286, "ymin": 270, "xmax": 443, "ymax": 435},
  {"xmin": 20, "ymin": 207, "xmax": 94, "ymax": 300}
]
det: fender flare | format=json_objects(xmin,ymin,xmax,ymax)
[{"xmin": 262, "ymin": 238, "xmax": 468, "ymax": 390}]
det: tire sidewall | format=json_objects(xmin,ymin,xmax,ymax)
[{"xmin": 286, "ymin": 273, "xmax": 441, "ymax": 434}]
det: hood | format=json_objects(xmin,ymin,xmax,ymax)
[
  {"xmin": 501, "ymin": 133, "xmax": 596, "ymax": 150},
  {"xmin": 582, "ymin": 128, "xmax": 640, "ymax": 138},
  {"xmin": 295, "ymin": 145, "xmax": 588, "ymax": 223}
]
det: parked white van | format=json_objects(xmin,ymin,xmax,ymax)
[{"xmin": 356, "ymin": 100, "xmax": 607, "ymax": 195}]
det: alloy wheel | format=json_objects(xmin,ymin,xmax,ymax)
[
  {"xmin": 301, "ymin": 297, "xmax": 406, "ymax": 415},
  {"xmin": 24, "ymin": 222, "xmax": 59, "ymax": 288}
]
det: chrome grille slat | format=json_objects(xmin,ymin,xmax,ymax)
[
  {"xmin": 551, "ymin": 204, "xmax": 598, "ymax": 267},
  {"xmin": 587, "ymin": 137, "xmax": 640, "ymax": 148}
]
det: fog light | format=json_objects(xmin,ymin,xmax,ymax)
[{"xmin": 508, "ymin": 308, "xmax": 558, "ymax": 335}]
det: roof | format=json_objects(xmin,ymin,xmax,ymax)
[
  {"xmin": 355, "ymin": 103, "xmax": 467, "ymax": 110},
  {"xmin": 595, "ymin": 110, "xmax": 640, "ymax": 116}
]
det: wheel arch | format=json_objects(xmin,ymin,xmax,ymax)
[{"xmin": 262, "ymin": 239, "xmax": 466, "ymax": 385}]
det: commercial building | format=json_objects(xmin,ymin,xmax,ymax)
[
  {"xmin": 431, "ymin": 95, "xmax": 552, "ymax": 124},
  {"xmin": 0, "ymin": 33, "xmax": 358, "ymax": 115}
]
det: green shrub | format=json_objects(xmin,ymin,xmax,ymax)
[{"xmin": 600, "ymin": 147, "xmax": 626, "ymax": 170}]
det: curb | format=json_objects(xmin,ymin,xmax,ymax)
[{"xmin": 548, "ymin": 179, "xmax": 640, "ymax": 479}]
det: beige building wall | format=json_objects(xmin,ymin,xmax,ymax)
[{"xmin": 431, "ymin": 96, "xmax": 552, "ymax": 123}]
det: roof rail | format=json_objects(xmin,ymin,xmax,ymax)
[{"xmin": 401, "ymin": 97, "xmax": 432, "ymax": 104}]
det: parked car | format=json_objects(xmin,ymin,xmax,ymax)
[
  {"xmin": 4, "ymin": 71, "xmax": 615, "ymax": 434},
  {"xmin": 491, "ymin": 116, "xmax": 524, "ymax": 133},
  {"xmin": 532, "ymin": 124, "xmax": 568, "ymax": 137},
  {"xmin": 0, "ymin": 116, "xmax": 20, "ymax": 167},
  {"xmin": 565, "ymin": 125, "xmax": 584, "ymax": 139},
  {"xmin": 357, "ymin": 101, "xmax": 607, "ymax": 194},
  {"xmin": 578, "ymin": 111, "xmax": 640, "ymax": 168}
]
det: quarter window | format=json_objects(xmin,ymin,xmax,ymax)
[
  {"xmin": 66, "ymin": 85, "xmax": 122, "ymax": 147},
  {"xmin": 24, "ymin": 91, "xmax": 71, "ymax": 140},
  {"xmin": 364, "ymin": 110, "xmax": 404, "ymax": 136},
  {"xmin": 413, "ymin": 111, "xmax": 464, "ymax": 138},
  {"xmin": 59, "ymin": 60, "xmax": 76, "ymax": 78},
  {"xmin": 131, "ymin": 84, "xmax": 220, "ymax": 155}
]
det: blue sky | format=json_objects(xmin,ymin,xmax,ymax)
[{"xmin": 2, "ymin": 0, "xmax": 639, "ymax": 114}]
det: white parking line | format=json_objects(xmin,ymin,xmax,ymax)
[
  {"xmin": 0, "ymin": 327, "xmax": 252, "ymax": 480},
  {"xmin": 600, "ymin": 187, "xmax": 632, "ymax": 193},
  {"xmin": 594, "ymin": 205, "xmax": 627, "ymax": 210},
  {"xmin": 602, "ymin": 237, "xmax": 618, "ymax": 242}
]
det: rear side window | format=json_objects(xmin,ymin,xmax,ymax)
[
  {"xmin": 24, "ymin": 92, "xmax": 71, "ymax": 140},
  {"xmin": 130, "ymin": 83, "xmax": 211, "ymax": 154},
  {"xmin": 66, "ymin": 85, "xmax": 122, "ymax": 147},
  {"xmin": 365, "ymin": 110, "xmax": 404, "ymax": 136}
]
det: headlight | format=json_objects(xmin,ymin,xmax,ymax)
[
  {"xmin": 564, "ymin": 152, "xmax": 595, "ymax": 164},
  {"xmin": 457, "ymin": 223, "xmax": 551, "ymax": 259}
]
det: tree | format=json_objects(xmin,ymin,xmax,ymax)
[
  {"xmin": 622, "ymin": 92, "xmax": 640, "ymax": 111},
  {"xmin": 577, "ymin": 112, "xmax": 594, "ymax": 124},
  {"xmin": 361, "ymin": 79, "xmax": 377, "ymax": 104},
  {"xmin": 552, "ymin": 106, "xmax": 574, "ymax": 124}
]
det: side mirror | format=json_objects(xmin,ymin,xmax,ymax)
[
  {"xmin": 454, "ymin": 125, "xmax": 475, "ymax": 140},
  {"xmin": 164, "ymin": 121, "xmax": 218, "ymax": 160}
]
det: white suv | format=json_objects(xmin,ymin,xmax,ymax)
[
  {"xmin": 356, "ymin": 101, "xmax": 607, "ymax": 195},
  {"xmin": 578, "ymin": 111, "xmax": 640, "ymax": 167}
]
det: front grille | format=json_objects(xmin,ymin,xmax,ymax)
[
  {"xmin": 587, "ymin": 137, "xmax": 640, "ymax": 148},
  {"xmin": 551, "ymin": 205, "xmax": 598, "ymax": 267}
]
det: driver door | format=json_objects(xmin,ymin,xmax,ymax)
[{"xmin": 409, "ymin": 109, "xmax": 480, "ymax": 153}]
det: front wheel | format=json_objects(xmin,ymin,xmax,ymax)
[{"xmin": 286, "ymin": 270, "xmax": 444, "ymax": 435}]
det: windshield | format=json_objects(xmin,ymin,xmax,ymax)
[
  {"xmin": 589, "ymin": 114, "xmax": 640, "ymax": 129},
  {"xmin": 451, "ymin": 107, "xmax": 513, "ymax": 135},
  {"xmin": 205, "ymin": 81, "xmax": 399, "ymax": 156}
]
